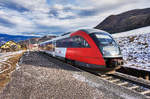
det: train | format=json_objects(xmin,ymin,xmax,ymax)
[{"xmin": 39, "ymin": 29, "xmax": 123, "ymax": 74}]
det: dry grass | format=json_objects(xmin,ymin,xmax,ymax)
[{"xmin": 0, "ymin": 52, "xmax": 24, "ymax": 91}]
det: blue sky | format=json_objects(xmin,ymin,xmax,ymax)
[{"xmin": 0, "ymin": 0, "xmax": 150, "ymax": 36}]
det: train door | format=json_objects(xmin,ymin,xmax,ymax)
[
  {"xmin": 66, "ymin": 36, "xmax": 91, "ymax": 61},
  {"xmin": 55, "ymin": 39, "xmax": 67, "ymax": 58}
]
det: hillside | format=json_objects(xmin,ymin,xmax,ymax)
[
  {"xmin": 0, "ymin": 32, "xmax": 57, "ymax": 49},
  {"xmin": 112, "ymin": 26, "xmax": 150, "ymax": 38},
  {"xmin": 18, "ymin": 35, "xmax": 57, "ymax": 48},
  {"xmin": 0, "ymin": 33, "xmax": 36, "ymax": 46},
  {"xmin": 95, "ymin": 8, "xmax": 150, "ymax": 33},
  {"xmin": 113, "ymin": 27, "xmax": 150, "ymax": 71}
]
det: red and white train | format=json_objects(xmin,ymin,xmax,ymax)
[{"xmin": 39, "ymin": 29, "xmax": 123, "ymax": 73}]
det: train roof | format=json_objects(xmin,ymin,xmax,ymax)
[
  {"xmin": 60, "ymin": 29, "xmax": 109, "ymax": 36},
  {"xmin": 39, "ymin": 34, "xmax": 70, "ymax": 45},
  {"xmin": 79, "ymin": 29, "xmax": 110, "ymax": 35},
  {"xmin": 39, "ymin": 29, "xmax": 111, "ymax": 45},
  {"xmin": 61, "ymin": 32, "xmax": 72, "ymax": 36}
]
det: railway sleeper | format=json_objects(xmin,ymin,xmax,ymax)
[
  {"xmin": 102, "ymin": 76, "xmax": 112, "ymax": 80},
  {"xmin": 140, "ymin": 90, "xmax": 150, "ymax": 95},
  {"xmin": 117, "ymin": 82, "xmax": 128, "ymax": 86},
  {"xmin": 109, "ymin": 79, "xmax": 120, "ymax": 83},
  {"xmin": 128, "ymin": 86, "xmax": 139, "ymax": 90}
]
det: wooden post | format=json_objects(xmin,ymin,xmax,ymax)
[
  {"xmin": 145, "ymin": 72, "xmax": 149, "ymax": 80},
  {"xmin": 138, "ymin": 71, "xmax": 142, "ymax": 79}
]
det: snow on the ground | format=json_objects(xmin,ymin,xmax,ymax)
[
  {"xmin": 0, "ymin": 51, "xmax": 23, "ymax": 59},
  {"xmin": 112, "ymin": 26, "xmax": 150, "ymax": 38},
  {"xmin": 73, "ymin": 73, "xmax": 100, "ymax": 87},
  {"xmin": 113, "ymin": 27, "xmax": 150, "ymax": 71},
  {"xmin": 0, "ymin": 51, "xmax": 23, "ymax": 71}
]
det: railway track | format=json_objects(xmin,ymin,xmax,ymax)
[
  {"xmin": 80, "ymin": 67, "xmax": 150, "ymax": 99},
  {"xmin": 99, "ymin": 72, "xmax": 150, "ymax": 98},
  {"xmin": 65, "ymin": 63, "xmax": 150, "ymax": 98}
]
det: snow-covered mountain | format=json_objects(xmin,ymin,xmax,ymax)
[{"xmin": 113, "ymin": 26, "xmax": 150, "ymax": 71}]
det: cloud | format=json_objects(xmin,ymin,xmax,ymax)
[
  {"xmin": 0, "ymin": 0, "xmax": 29, "ymax": 12},
  {"xmin": 12, "ymin": 0, "xmax": 49, "ymax": 12},
  {"xmin": 0, "ymin": 0, "xmax": 149, "ymax": 36},
  {"xmin": 0, "ymin": 17, "xmax": 16, "ymax": 27}
]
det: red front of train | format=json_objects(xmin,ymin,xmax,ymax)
[{"xmin": 65, "ymin": 29, "xmax": 123, "ymax": 72}]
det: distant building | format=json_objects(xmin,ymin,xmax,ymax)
[{"xmin": 0, "ymin": 41, "xmax": 21, "ymax": 52}]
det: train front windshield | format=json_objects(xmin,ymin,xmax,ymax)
[{"xmin": 90, "ymin": 33, "xmax": 121, "ymax": 57}]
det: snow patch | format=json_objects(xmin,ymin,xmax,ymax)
[
  {"xmin": 73, "ymin": 73, "xmax": 99, "ymax": 87},
  {"xmin": 114, "ymin": 28, "xmax": 150, "ymax": 71}
]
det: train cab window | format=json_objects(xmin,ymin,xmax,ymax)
[
  {"xmin": 72, "ymin": 36, "xmax": 90, "ymax": 48},
  {"xmin": 90, "ymin": 33, "xmax": 121, "ymax": 56}
]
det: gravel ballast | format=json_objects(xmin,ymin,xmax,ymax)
[{"xmin": 0, "ymin": 51, "xmax": 105, "ymax": 99}]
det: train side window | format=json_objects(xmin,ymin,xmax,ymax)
[
  {"xmin": 72, "ymin": 36, "xmax": 90, "ymax": 48},
  {"xmin": 56, "ymin": 40, "xmax": 61, "ymax": 47},
  {"xmin": 56, "ymin": 38, "xmax": 71, "ymax": 47},
  {"xmin": 56, "ymin": 36, "xmax": 90, "ymax": 48}
]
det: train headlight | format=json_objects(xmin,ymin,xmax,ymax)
[{"xmin": 102, "ymin": 46, "xmax": 119, "ymax": 56}]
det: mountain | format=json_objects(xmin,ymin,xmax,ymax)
[
  {"xmin": 0, "ymin": 33, "xmax": 36, "ymax": 46},
  {"xmin": 95, "ymin": 8, "xmax": 150, "ymax": 33}
]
